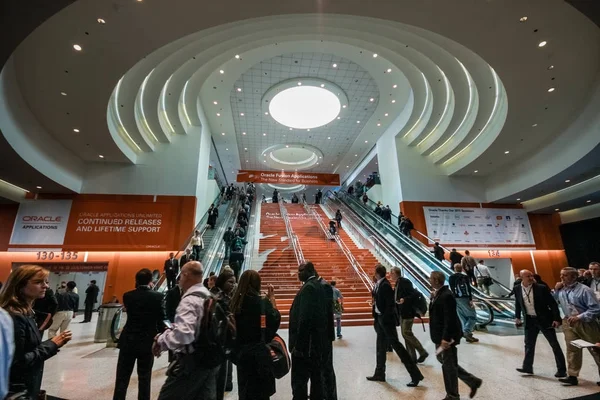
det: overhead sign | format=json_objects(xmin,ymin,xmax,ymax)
[
  {"xmin": 9, "ymin": 200, "xmax": 72, "ymax": 245},
  {"xmin": 63, "ymin": 200, "xmax": 175, "ymax": 250},
  {"xmin": 422, "ymin": 207, "xmax": 536, "ymax": 246},
  {"xmin": 236, "ymin": 170, "xmax": 340, "ymax": 186}
]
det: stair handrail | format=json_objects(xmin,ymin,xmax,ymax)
[{"xmin": 279, "ymin": 202, "xmax": 304, "ymax": 264}]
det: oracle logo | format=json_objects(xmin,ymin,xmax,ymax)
[{"xmin": 22, "ymin": 216, "xmax": 62, "ymax": 222}]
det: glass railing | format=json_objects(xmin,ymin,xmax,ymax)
[
  {"xmin": 321, "ymin": 198, "xmax": 494, "ymax": 326},
  {"xmin": 326, "ymin": 190, "xmax": 515, "ymax": 322}
]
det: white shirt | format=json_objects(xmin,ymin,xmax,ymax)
[
  {"xmin": 474, "ymin": 264, "xmax": 491, "ymax": 278},
  {"xmin": 521, "ymin": 283, "xmax": 536, "ymax": 317}
]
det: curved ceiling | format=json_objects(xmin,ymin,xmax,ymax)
[{"xmin": 0, "ymin": 0, "xmax": 599, "ymax": 217}]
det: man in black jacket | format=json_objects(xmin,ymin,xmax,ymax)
[
  {"xmin": 289, "ymin": 261, "xmax": 330, "ymax": 400},
  {"xmin": 82, "ymin": 280, "xmax": 99, "ymax": 323},
  {"xmin": 514, "ymin": 269, "xmax": 566, "ymax": 377},
  {"xmin": 113, "ymin": 268, "xmax": 166, "ymax": 400},
  {"xmin": 367, "ymin": 264, "xmax": 424, "ymax": 387},
  {"xmin": 179, "ymin": 248, "xmax": 194, "ymax": 268},
  {"xmin": 433, "ymin": 242, "xmax": 445, "ymax": 262},
  {"xmin": 449, "ymin": 249, "xmax": 463, "ymax": 266},
  {"xmin": 318, "ymin": 275, "xmax": 338, "ymax": 400},
  {"xmin": 223, "ymin": 227, "xmax": 235, "ymax": 258},
  {"xmin": 429, "ymin": 271, "xmax": 482, "ymax": 400},
  {"xmin": 390, "ymin": 266, "xmax": 428, "ymax": 363},
  {"xmin": 164, "ymin": 253, "xmax": 180, "ymax": 290}
]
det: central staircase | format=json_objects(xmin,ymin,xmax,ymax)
[{"xmin": 258, "ymin": 203, "xmax": 376, "ymax": 328}]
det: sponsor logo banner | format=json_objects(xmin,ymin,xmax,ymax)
[
  {"xmin": 236, "ymin": 170, "xmax": 340, "ymax": 186},
  {"xmin": 10, "ymin": 200, "xmax": 73, "ymax": 245},
  {"xmin": 422, "ymin": 207, "xmax": 535, "ymax": 246}
]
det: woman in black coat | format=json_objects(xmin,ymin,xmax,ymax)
[
  {"xmin": 230, "ymin": 270, "xmax": 281, "ymax": 400},
  {"xmin": 0, "ymin": 265, "xmax": 71, "ymax": 398},
  {"xmin": 211, "ymin": 270, "xmax": 236, "ymax": 399}
]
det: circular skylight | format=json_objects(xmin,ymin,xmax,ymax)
[{"xmin": 269, "ymin": 86, "xmax": 341, "ymax": 129}]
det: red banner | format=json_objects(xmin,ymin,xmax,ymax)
[{"xmin": 236, "ymin": 170, "xmax": 340, "ymax": 186}]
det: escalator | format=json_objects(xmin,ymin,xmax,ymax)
[{"xmin": 324, "ymin": 190, "xmax": 516, "ymax": 325}]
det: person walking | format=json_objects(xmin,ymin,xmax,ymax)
[
  {"xmin": 335, "ymin": 210, "xmax": 342, "ymax": 229},
  {"xmin": 82, "ymin": 280, "xmax": 99, "ymax": 323},
  {"xmin": 390, "ymin": 266, "xmax": 429, "ymax": 363},
  {"xmin": 433, "ymin": 242, "xmax": 445, "ymax": 262},
  {"xmin": 48, "ymin": 281, "xmax": 79, "ymax": 339},
  {"xmin": 190, "ymin": 230, "xmax": 204, "ymax": 260},
  {"xmin": 113, "ymin": 269, "xmax": 166, "ymax": 400},
  {"xmin": 179, "ymin": 248, "xmax": 194, "ymax": 267},
  {"xmin": 461, "ymin": 250, "xmax": 478, "ymax": 287},
  {"xmin": 449, "ymin": 249, "xmax": 463, "ymax": 266},
  {"xmin": 449, "ymin": 264, "xmax": 479, "ymax": 343},
  {"xmin": 231, "ymin": 270, "xmax": 281, "ymax": 400},
  {"xmin": 513, "ymin": 269, "xmax": 566, "ymax": 378},
  {"xmin": 474, "ymin": 260, "xmax": 492, "ymax": 295},
  {"xmin": 366, "ymin": 264, "xmax": 424, "ymax": 387},
  {"xmin": 163, "ymin": 253, "xmax": 180, "ymax": 291},
  {"xmin": 331, "ymin": 281, "xmax": 344, "ymax": 339},
  {"xmin": 553, "ymin": 267, "xmax": 600, "ymax": 386},
  {"xmin": 429, "ymin": 271, "xmax": 482, "ymax": 400},
  {"xmin": 0, "ymin": 265, "xmax": 72, "ymax": 398},
  {"xmin": 223, "ymin": 227, "xmax": 235, "ymax": 259},
  {"xmin": 153, "ymin": 261, "xmax": 219, "ymax": 399},
  {"xmin": 289, "ymin": 262, "xmax": 331, "ymax": 400}
]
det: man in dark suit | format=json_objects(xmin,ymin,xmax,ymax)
[
  {"xmin": 179, "ymin": 248, "xmax": 194, "ymax": 268},
  {"xmin": 289, "ymin": 261, "xmax": 330, "ymax": 400},
  {"xmin": 318, "ymin": 275, "xmax": 338, "ymax": 400},
  {"xmin": 82, "ymin": 280, "xmax": 99, "ymax": 323},
  {"xmin": 367, "ymin": 264, "xmax": 423, "ymax": 387},
  {"xmin": 164, "ymin": 252, "xmax": 179, "ymax": 290},
  {"xmin": 514, "ymin": 269, "xmax": 566, "ymax": 377},
  {"xmin": 113, "ymin": 268, "xmax": 165, "ymax": 400},
  {"xmin": 429, "ymin": 271, "xmax": 482, "ymax": 400}
]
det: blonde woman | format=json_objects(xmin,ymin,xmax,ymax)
[{"xmin": 0, "ymin": 265, "xmax": 71, "ymax": 398}]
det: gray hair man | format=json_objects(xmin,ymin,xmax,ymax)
[
  {"xmin": 554, "ymin": 267, "xmax": 600, "ymax": 386},
  {"xmin": 153, "ymin": 261, "xmax": 218, "ymax": 399}
]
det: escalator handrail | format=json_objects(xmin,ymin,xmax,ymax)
[{"xmin": 110, "ymin": 307, "xmax": 123, "ymax": 343}]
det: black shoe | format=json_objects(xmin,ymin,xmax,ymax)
[
  {"xmin": 225, "ymin": 384, "xmax": 233, "ymax": 392},
  {"xmin": 416, "ymin": 353, "xmax": 429, "ymax": 363},
  {"xmin": 596, "ymin": 381, "xmax": 600, "ymax": 386},
  {"xmin": 469, "ymin": 378, "xmax": 482, "ymax": 398},
  {"xmin": 366, "ymin": 375, "xmax": 386, "ymax": 382},
  {"xmin": 407, "ymin": 375, "xmax": 424, "ymax": 387},
  {"xmin": 554, "ymin": 371, "xmax": 567, "ymax": 378},
  {"xmin": 386, "ymin": 347, "xmax": 393, "ymax": 353},
  {"xmin": 516, "ymin": 368, "xmax": 533, "ymax": 375},
  {"xmin": 559, "ymin": 376, "xmax": 578, "ymax": 386}
]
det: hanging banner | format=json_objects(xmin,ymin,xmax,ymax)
[
  {"xmin": 9, "ymin": 200, "xmax": 73, "ymax": 245},
  {"xmin": 63, "ymin": 200, "xmax": 175, "ymax": 250},
  {"xmin": 423, "ymin": 207, "xmax": 536, "ymax": 246},
  {"xmin": 236, "ymin": 170, "xmax": 340, "ymax": 186}
]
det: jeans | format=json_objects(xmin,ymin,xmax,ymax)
[
  {"xmin": 522, "ymin": 315, "xmax": 565, "ymax": 373},
  {"xmin": 400, "ymin": 318, "xmax": 427, "ymax": 362},
  {"xmin": 335, "ymin": 317, "xmax": 342, "ymax": 337},
  {"xmin": 436, "ymin": 344, "xmax": 480, "ymax": 400},
  {"xmin": 157, "ymin": 364, "xmax": 218, "ymax": 400},
  {"xmin": 374, "ymin": 316, "xmax": 422, "ymax": 381},
  {"xmin": 113, "ymin": 349, "xmax": 154, "ymax": 400},
  {"xmin": 192, "ymin": 245, "xmax": 202, "ymax": 260},
  {"xmin": 476, "ymin": 278, "xmax": 490, "ymax": 295},
  {"xmin": 48, "ymin": 310, "xmax": 73, "ymax": 338},
  {"xmin": 455, "ymin": 298, "xmax": 477, "ymax": 335}
]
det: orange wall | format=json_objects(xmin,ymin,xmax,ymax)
[{"xmin": 0, "ymin": 251, "xmax": 176, "ymax": 302}]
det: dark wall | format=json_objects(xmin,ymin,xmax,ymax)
[{"xmin": 560, "ymin": 216, "xmax": 600, "ymax": 268}]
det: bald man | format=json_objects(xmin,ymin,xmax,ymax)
[{"xmin": 514, "ymin": 269, "xmax": 566, "ymax": 378}]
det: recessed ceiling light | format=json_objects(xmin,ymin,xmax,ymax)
[
  {"xmin": 547, "ymin": 65, "xmax": 554, "ymax": 70},
  {"xmin": 587, "ymin": 200, "xmax": 592, "ymax": 203},
  {"xmin": 73, "ymin": 44, "xmax": 82, "ymax": 51},
  {"xmin": 73, "ymin": 128, "xmax": 80, "ymax": 133},
  {"xmin": 355, "ymin": 154, "xmax": 358, "ymax": 157},
  {"xmin": 307, "ymin": 129, "xmax": 310, "ymax": 132},
  {"xmin": 391, "ymin": 100, "xmax": 396, "ymax": 103},
  {"xmin": 36, "ymin": 186, "xmax": 42, "ymax": 189},
  {"xmin": 342, "ymin": 105, "xmax": 347, "ymax": 109},
  {"xmin": 219, "ymin": 70, "xmax": 224, "ymax": 74},
  {"xmin": 246, "ymin": 160, "xmax": 248, "ymax": 163},
  {"xmin": 327, "ymin": 137, "xmax": 331, "ymax": 140},
  {"xmin": 286, "ymin": 145, "xmax": 289, "ymax": 148},
  {"xmin": 263, "ymin": 160, "xmax": 266, "ymax": 162},
  {"xmin": 97, "ymin": 18, "xmax": 106, "ymax": 24},
  {"xmin": 365, "ymin": 140, "xmax": 368, "ymax": 143},
  {"xmin": 98, "ymin": 155, "xmax": 104, "ymax": 158},
  {"xmin": 60, "ymin": 92, "xmax": 67, "ymax": 96},
  {"xmin": 221, "ymin": 132, "xmax": 225, "ymax": 136},
  {"xmin": 538, "ymin": 41, "xmax": 547, "ymax": 47},
  {"xmin": 226, "ymin": 148, "xmax": 229, "ymax": 151},
  {"xmin": 263, "ymin": 133, "xmax": 266, "ymax": 136},
  {"xmin": 297, "ymin": 82, "xmax": 302, "ymax": 86},
  {"xmin": 346, "ymin": 166, "xmax": 349, "ymax": 168},
  {"xmin": 373, "ymin": 53, "xmax": 378, "ymax": 58},
  {"xmin": 213, "ymin": 101, "xmax": 218, "ymax": 105},
  {"xmin": 555, "ymin": 208, "xmax": 560, "ymax": 211},
  {"xmin": 548, "ymin": 87, "xmax": 555, "ymax": 92},
  {"xmin": 242, "ymin": 132, "xmax": 246, "ymax": 135},
  {"xmin": 337, "ymin": 117, "xmax": 341, "ymax": 120},
  {"xmin": 331, "ymin": 163, "xmax": 334, "ymax": 166},
  {"xmin": 216, "ymin": 113, "xmax": 221, "ymax": 116},
  {"xmin": 474, "ymin": 170, "xmax": 478, "ymax": 173},
  {"xmin": 532, "ymin": 123, "xmax": 538, "ymax": 127},
  {"xmin": 519, "ymin": 16, "xmax": 528, "ymax": 22},
  {"xmin": 393, "ymin": 84, "xmax": 397, "ymax": 89},
  {"xmin": 370, "ymin": 98, "xmax": 374, "ymax": 102},
  {"xmin": 386, "ymin": 68, "xmax": 392, "ymax": 73},
  {"xmin": 264, "ymin": 112, "xmax": 269, "ymax": 115},
  {"xmin": 504, "ymin": 150, "xmax": 510, "ymax": 154},
  {"xmin": 356, "ymin": 121, "xmax": 360, "ymax": 124},
  {"xmin": 235, "ymin": 54, "xmax": 240, "ymax": 59},
  {"xmin": 384, "ymin": 113, "xmax": 389, "ymax": 117},
  {"xmin": 516, "ymin": 198, "xmax": 521, "ymax": 201},
  {"xmin": 565, "ymin": 179, "xmax": 571, "ymax": 183},
  {"xmin": 240, "ymin": 113, "xmax": 244, "ymax": 116},
  {"xmin": 244, "ymin": 147, "xmax": 247, "ymax": 150},
  {"xmin": 289, "ymin": 128, "xmax": 292, "ymax": 131},
  {"xmin": 316, "ymin": 163, "xmax": 319, "ymax": 165},
  {"xmin": 377, "ymin": 123, "xmax": 381, "ymax": 127},
  {"xmin": 332, "ymin": 63, "xmax": 337, "ymax": 68},
  {"xmin": 320, "ymin": 84, "xmax": 325, "ymax": 88},
  {"xmin": 237, "ymin": 88, "xmax": 242, "ymax": 92}
]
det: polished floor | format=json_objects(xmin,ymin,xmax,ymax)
[{"xmin": 41, "ymin": 315, "xmax": 600, "ymax": 399}]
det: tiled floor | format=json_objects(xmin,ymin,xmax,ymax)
[{"xmin": 42, "ymin": 314, "xmax": 600, "ymax": 399}]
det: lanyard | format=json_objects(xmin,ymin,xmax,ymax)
[{"xmin": 522, "ymin": 285, "xmax": 533, "ymax": 304}]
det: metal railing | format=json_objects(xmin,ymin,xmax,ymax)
[{"xmin": 279, "ymin": 202, "xmax": 304, "ymax": 264}]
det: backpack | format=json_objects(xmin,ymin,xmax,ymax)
[
  {"xmin": 232, "ymin": 237, "xmax": 244, "ymax": 252},
  {"xmin": 412, "ymin": 291, "xmax": 428, "ymax": 318},
  {"xmin": 453, "ymin": 274, "xmax": 471, "ymax": 298},
  {"xmin": 188, "ymin": 291, "xmax": 235, "ymax": 368}
]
